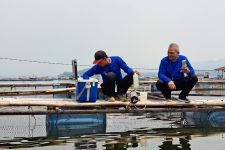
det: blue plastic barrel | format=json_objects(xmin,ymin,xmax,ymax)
[
  {"xmin": 76, "ymin": 77, "xmax": 98, "ymax": 102},
  {"xmin": 46, "ymin": 110, "xmax": 106, "ymax": 136}
]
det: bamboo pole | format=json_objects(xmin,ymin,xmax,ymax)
[
  {"xmin": 45, "ymin": 88, "xmax": 75, "ymax": 93},
  {"xmin": 194, "ymin": 88, "xmax": 224, "ymax": 91},
  {"xmin": 0, "ymin": 82, "xmax": 74, "ymax": 87},
  {"xmin": 0, "ymin": 98, "xmax": 225, "ymax": 108},
  {"xmin": 0, "ymin": 80, "xmax": 224, "ymax": 88},
  {"xmin": 140, "ymin": 80, "xmax": 225, "ymax": 84},
  {"xmin": 0, "ymin": 88, "xmax": 75, "ymax": 96},
  {"xmin": 0, "ymin": 107, "xmax": 225, "ymax": 115},
  {"xmin": 1, "ymin": 87, "xmax": 224, "ymax": 97},
  {"xmin": 149, "ymin": 93, "xmax": 225, "ymax": 97}
]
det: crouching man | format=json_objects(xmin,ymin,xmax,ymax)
[
  {"xmin": 156, "ymin": 43, "xmax": 198, "ymax": 102},
  {"xmin": 83, "ymin": 50, "xmax": 140, "ymax": 102}
]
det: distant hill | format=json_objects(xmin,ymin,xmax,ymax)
[
  {"xmin": 57, "ymin": 68, "xmax": 89, "ymax": 79},
  {"xmin": 77, "ymin": 68, "xmax": 89, "ymax": 75},
  {"xmin": 193, "ymin": 59, "xmax": 225, "ymax": 70}
]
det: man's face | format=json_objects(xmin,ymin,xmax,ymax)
[
  {"xmin": 168, "ymin": 46, "xmax": 179, "ymax": 61},
  {"xmin": 98, "ymin": 58, "xmax": 108, "ymax": 67}
]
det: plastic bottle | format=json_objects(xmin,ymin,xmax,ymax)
[
  {"xmin": 181, "ymin": 60, "xmax": 187, "ymax": 77},
  {"xmin": 181, "ymin": 60, "xmax": 187, "ymax": 70}
]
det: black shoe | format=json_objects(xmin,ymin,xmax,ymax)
[
  {"xmin": 178, "ymin": 97, "xmax": 190, "ymax": 103},
  {"xmin": 116, "ymin": 94, "xmax": 128, "ymax": 102},
  {"xmin": 164, "ymin": 96, "xmax": 171, "ymax": 99},
  {"xmin": 164, "ymin": 96, "xmax": 172, "ymax": 102}
]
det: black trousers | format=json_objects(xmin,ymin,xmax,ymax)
[
  {"xmin": 101, "ymin": 72, "xmax": 133, "ymax": 97},
  {"xmin": 156, "ymin": 75, "xmax": 198, "ymax": 99}
]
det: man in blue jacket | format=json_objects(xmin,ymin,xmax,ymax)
[
  {"xmin": 156, "ymin": 43, "xmax": 198, "ymax": 102},
  {"xmin": 83, "ymin": 50, "xmax": 140, "ymax": 102}
]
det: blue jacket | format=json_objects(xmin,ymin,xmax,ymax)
[
  {"xmin": 158, "ymin": 55, "xmax": 195, "ymax": 83},
  {"xmin": 83, "ymin": 56, "xmax": 133, "ymax": 81}
]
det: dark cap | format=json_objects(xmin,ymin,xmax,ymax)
[{"xmin": 93, "ymin": 50, "xmax": 108, "ymax": 64}]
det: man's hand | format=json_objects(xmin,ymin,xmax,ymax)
[
  {"xmin": 182, "ymin": 67, "xmax": 190, "ymax": 74},
  {"xmin": 168, "ymin": 81, "xmax": 176, "ymax": 90},
  {"xmin": 133, "ymin": 70, "xmax": 140, "ymax": 75}
]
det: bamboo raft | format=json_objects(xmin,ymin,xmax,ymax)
[
  {"xmin": 0, "ymin": 80, "xmax": 224, "ymax": 115},
  {"xmin": 0, "ymin": 98, "xmax": 225, "ymax": 115}
]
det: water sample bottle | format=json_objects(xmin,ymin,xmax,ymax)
[{"xmin": 133, "ymin": 73, "xmax": 139, "ymax": 89}]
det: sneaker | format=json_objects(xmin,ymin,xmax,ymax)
[
  {"xmin": 116, "ymin": 94, "xmax": 128, "ymax": 102},
  {"xmin": 107, "ymin": 96, "xmax": 116, "ymax": 102},
  {"xmin": 178, "ymin": 97, "xmax": 190, "ymax": 103}
]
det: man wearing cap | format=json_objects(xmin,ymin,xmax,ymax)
[
  {"xmin": 83, "ymin": 50, "xmax": 140, "ymax": 102},
  {"xmin": 156, "ymin": 43, "xmax": 198, "ymax": 102}
]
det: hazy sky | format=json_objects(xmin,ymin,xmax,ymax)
[{"xmin": 0, "ymin": 0, "xmax": 225, "ymax": 77}]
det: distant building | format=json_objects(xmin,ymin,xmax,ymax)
[{"xmin": 214, "ymin": 66, "xmax": 225, "ymax": 79}]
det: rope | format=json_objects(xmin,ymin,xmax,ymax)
[
  {"xmin": 0, "ymin": 57, "xmax": 91, "ymax": 67},
  {"xmin": 0, "ymin": 57, "xmax": 158, "ymax": 70}
]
